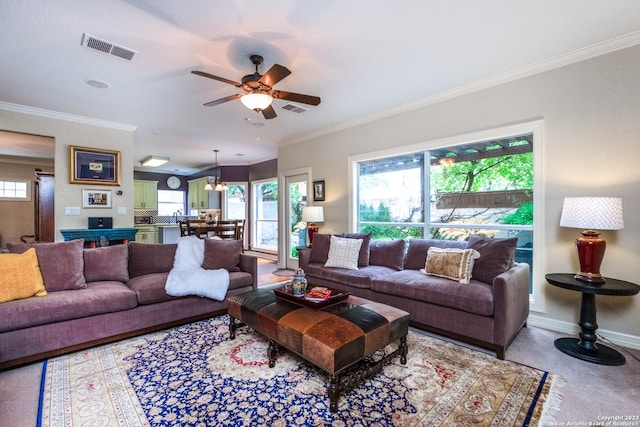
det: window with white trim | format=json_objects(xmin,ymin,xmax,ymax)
[
  {"xmin": 353, "ymin": 123, "xmax": 541, "ymax": 300},
  {"xmin": 0, "ymin": 179, "xmax": 30, "ymax": 201}
]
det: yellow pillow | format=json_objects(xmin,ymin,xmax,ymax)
[
  {"xmin": 422, "ymin": 247, "xmax": 481, "ymax": 284},
  {"xmin": 0, "ymin": 248, "xmax": 47, "ymax": 303}
]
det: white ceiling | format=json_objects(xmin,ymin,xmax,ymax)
[{"xmin": 1, "ymin": 1, "xmax": 640, "ymax": 175}]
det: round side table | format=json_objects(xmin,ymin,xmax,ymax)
[{"xmin": 545, "ymin": 273, "xmax": 640, "ymax": 366}]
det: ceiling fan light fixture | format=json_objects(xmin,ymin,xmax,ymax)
[
  {"xmin": 141, "ymin": 156, "xmax": 170, "ymax": 167},
  {"xmin": 241, "ymin": 93, "xmax": 273, "ymax": 111}
]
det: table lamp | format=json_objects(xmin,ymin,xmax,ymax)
[
  {"xmin": 559, "ymin": 197, "xmax": 624, "ymax": 283},
  {"xmin": 302, "ymin": 206, "xmax": 324, "ymax": 245}
]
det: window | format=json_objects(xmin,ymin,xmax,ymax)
[
  {"xmin": 0, "ymin": 179, "xmax": 30, "ymax": 200},
  {"xmin": 157, "ymin": 190, "xmax": 185, "ymax": 215},
  {"xmin": 353, "ymin": 122, "xmax": 541, "ymax": 303}
]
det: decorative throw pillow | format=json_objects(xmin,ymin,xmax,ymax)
[
  {"xmin": 202, "ymin": 238, "xmax": 242, "ymax": 272},
  {"xmin": 7, "ymin": 239, "xmax": 86, "ymax": 291},
  {"xmin": 369, "ymin": 239, "xmax": 406, "ymax": 270},
  {"xmin": 340, "ymin": 232, "xmax": 372, "ymax": 267},
  {"xmin": 324, "ymin": 235, "xmax": 363, "ymax": 270},
  {"xmin": 309, "ymin": 234, "xmax": 332, "ymax": 263},
  {"xmin": 467, "ymin": 235, "xmax": 518, "ymax": 285},
  {"xmin": 83, "ymin": 244, "xmax": 129, "ymax": 283},
  {"xmin": 0, "ymin": 248, "xmax": 47, "ymax": 303},
  {"xmin": 422, "ymin": 247, "xmax": 481, "ymax": 284}
]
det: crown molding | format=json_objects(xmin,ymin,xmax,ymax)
[
  {"xmin": 0, "ymin": 101, "xmax": 137, "ymax": 132},
  {"xmin": 282, "ymin": 30, "xmax": 640, "ymax": 147}
]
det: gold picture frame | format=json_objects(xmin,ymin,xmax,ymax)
[{"xmin": 69, "ymin": 145, "xmax": 121, "ymax": 186}]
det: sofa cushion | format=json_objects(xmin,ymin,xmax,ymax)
[
  {"xmin": 304, "ymin": 263, "xmax": 397, "ymax": 290},
  {"xmin": 83, "ymin": 244, "xmax": 129, "ymax": 283},
  {"xmin": 0, "ymin": 249, "xmax": 47, "ymax": 303},
  {"xmin": 127, "ymin": 272, "xmax": 173, "ymax": 305},
  {"xmin": 202, "ymin": 238, "xmax": 242, "ymax": 272},
  {"xmin": 309, "ymin": 233, "xmax": 332, "ymax": 263},
  {"xmin": 404, "ymin": 238, "xmax": 467, "ymax": 270},
  {"xmin": 369, "ymin": 239, "xmax": 405, "ymax": 270},
  {"xmin": 371, "ymin": 270, "xmax": 494, "ymax": 317},
  {"xmin": 7, "ymin": 239, "xmax": 86, "ymax": 291},
  {"xmin": 340, "ymin": 232, "xmax": 372, "ymax": 267},
  {"xmin": 128, "ymin": 242, "xmax": 177, "ymax": 278},
  {"xmin": 467, "ymin": 235, "xmax": 518, "ymax": 285},
  {"xmin": 325, "ymin": 236, "xmax": 363, "ymax": 270},
  {"xmin": 423, "ymin": 247, "xmax": 481, "ymax": 285},
  {"xmin": 0, "ymin": 281, "xmax": 138, "ymax": 333}
]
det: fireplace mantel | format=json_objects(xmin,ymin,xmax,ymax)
[{"xmin": 60, "ymin": 228, "xmax": 138, "ymax": 247}]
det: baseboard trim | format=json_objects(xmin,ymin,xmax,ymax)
[{"xmin": 527, "ymin": 313, "xmax": 640, "ymax": 350}]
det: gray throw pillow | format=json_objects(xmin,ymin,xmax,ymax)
[{"xmin": 466, "ymin": 235, "xmax": 518, "ymax": 285}]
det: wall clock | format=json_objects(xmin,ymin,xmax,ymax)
[{"xmin": 167, "ymin": 176, "xmax": 181, "ymax": 189}]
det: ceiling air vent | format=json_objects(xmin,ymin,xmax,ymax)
[
  {"xmin": 81, "ymin": 33, "xmax": 137, "ymax": 61},
  {"xmin": 282, "ymin": 103, "xmax": 308, "ymax": 114}
]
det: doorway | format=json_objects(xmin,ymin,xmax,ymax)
[{"xmin": 280, "ymin": 170, "xmax": 310, "ymax": 270}]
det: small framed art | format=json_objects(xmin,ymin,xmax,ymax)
[
  {"xmin": 69, "ymin": 145, "xmax": 121, "ymax": 186},
  {"xmin": 313, "ymin": 180, "xmax": 325, "ymax": 202},
  {"xmin": 82, "ymin": 189, "xmax": 112, "ymax": 208}
]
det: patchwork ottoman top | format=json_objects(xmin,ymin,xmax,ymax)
[{"xmin": 228, "ymin": 289, "xmax": 410, "ymax": 374}]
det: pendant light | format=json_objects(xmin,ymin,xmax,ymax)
[{"xmin": 204, "ymin": 149, "xmax": 228, "ymax": 191}]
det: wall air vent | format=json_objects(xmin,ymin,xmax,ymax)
[
  {"xmin": 81, "ymin": 33, "xmax": 137, "ymax": 61},
  {"xmin": 282, "ymin": 103, "xmax": 308, "ymax": 114}
]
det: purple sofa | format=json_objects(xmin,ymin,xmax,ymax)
[
  {"xmin": 0, "ymin": 239, "xmax": 257, "ymax": 370},
  {"xmin": 299, "ymin": 235, "xmax": 530, "ymax": 359}
]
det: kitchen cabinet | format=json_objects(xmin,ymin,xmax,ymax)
[
  {"xmin": 134, "ymin": 180, "xmax": 158, "ymax": 209},
  {"xmin": 188, "ymin": 177, "xmax": 213, "ymax": 210},
  {"xmin": 134, "ymin": 225, "xmax": 157, "ymax": 243}
]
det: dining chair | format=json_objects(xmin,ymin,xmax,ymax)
[
  {"xmin": 178, "ymin": 220, "xmax": 188, "ymax": 237},
  {"xmin": 216, "ymin": 220, "xmax": 237, "ymax": 240},
  {"xmin": 186, "ymin": 219, "xmax": 208, "ymax": 239}
]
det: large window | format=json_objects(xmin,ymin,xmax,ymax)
[
  {"xmin": 355, "ymin": 127, "xmax": 537, "ymax": 294},
  {"xmin": 157, "ymin": 190, "xmax": 185, "ymax": 215}
]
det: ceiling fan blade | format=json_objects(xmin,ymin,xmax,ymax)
[
  {"xmin": 259, "ymin": 64, "xmax": 291, "ymax": 87},
  {"xmin": 191, "ymin": 70, "xmax": 242, "ymax": 87},
  {"xmin": 203, "ymin": 93, "xmax": 242, "ymax": 107},
  {"xmin": 261, "ymin": 105, "xmax": 277, "ymax": 119},
  {"xmin": 273, "ymin": 90, "xmax": 321, "ymax": 106}
]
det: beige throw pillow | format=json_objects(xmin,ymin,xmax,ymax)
[
  {"xmin": 324, "ymin": 235, "xmax": 363, "ymax": 270},
  {"xmin": 422, "ymin": 247, "xmax": 481, "ymax": 284}
]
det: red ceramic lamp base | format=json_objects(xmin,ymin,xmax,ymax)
[
  {"xmin": 574, "ymin": 230, "xmax": 606, "ymax": 284},
  {"xmin": 307, "ymin": 223, "xmax": 319, "ymax": 245}
]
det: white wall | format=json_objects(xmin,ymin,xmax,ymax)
[
  {"xmin": 278, "ymin": 45, "xmax": 640, "ymax": 346},
  {"xmin": 0, "ymin": 108, "xmax": 135, "ymax": 240}
]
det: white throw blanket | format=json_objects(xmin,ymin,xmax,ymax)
[{"xmin": 165, "ymin": 236, "xmax": 230, "ymax": 301}]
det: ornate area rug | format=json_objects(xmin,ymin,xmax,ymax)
[{"xmin": 38, "ymin": 316, "xmax": 561, "ymax": 426}]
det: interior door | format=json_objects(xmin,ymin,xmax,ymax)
[{"xmin": 284, "ymin": 173, "xmax": 308, "ymax": 270}]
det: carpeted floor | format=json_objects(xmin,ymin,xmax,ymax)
[{"xmin": 37, "ymin": 316, "xmax": 559, "ymax": 426}]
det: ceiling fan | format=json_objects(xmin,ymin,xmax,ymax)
[{"xmin": 191, "ymin": 54, "xmax": 321, "ymax": 119}]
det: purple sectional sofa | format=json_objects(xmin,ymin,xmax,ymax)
[
  {"xmin": 0, "ymin": 239, "xmax": 257, "ymax": 370},
  {"xmin": 299, "ymin": 235, "xmax": 530, "ymax": 359}
]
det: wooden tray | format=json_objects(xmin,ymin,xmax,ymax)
[{"xmin": 274, "ymin": 286, "xmax": 350, "ymax": 309}]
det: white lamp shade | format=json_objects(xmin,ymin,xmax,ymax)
[
  {"xmin": 559, "ymin": 197, "xmax": 624, "ymax": 230},
  {"xmin": 302, "ymin": 206, "xmax": 324, "ymax": 223},
  {"xmin": 240, "ymin": 93, "xmax": 273, "ymax": 110}
]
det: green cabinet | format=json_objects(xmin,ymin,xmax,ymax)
[
  {"xmin": 134, "ymin": 225, "xmax": 157, "ymax": 243},
  {"xmin": 134, "ymin": 180, "xmax": 158, "ymax": 209},
  {"xmin": 188, "ymin": 177, "xmax": 212, "ymax": 211}
]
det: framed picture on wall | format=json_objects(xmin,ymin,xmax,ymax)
[
  {"xmin": 313, "ymin": 180, "xmax": 325, "ymax": 202},
  {"xmin": 69, "ymin": 145, "xmax": 121, "ymax": 186},
  {"xmin": 82, "ymin": 189, "xmax": 112, "ymax": 208}
]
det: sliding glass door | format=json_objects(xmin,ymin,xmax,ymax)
[{"xmin": 252, "ymin": 179, "xmax": 278, "ymax": 253}]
